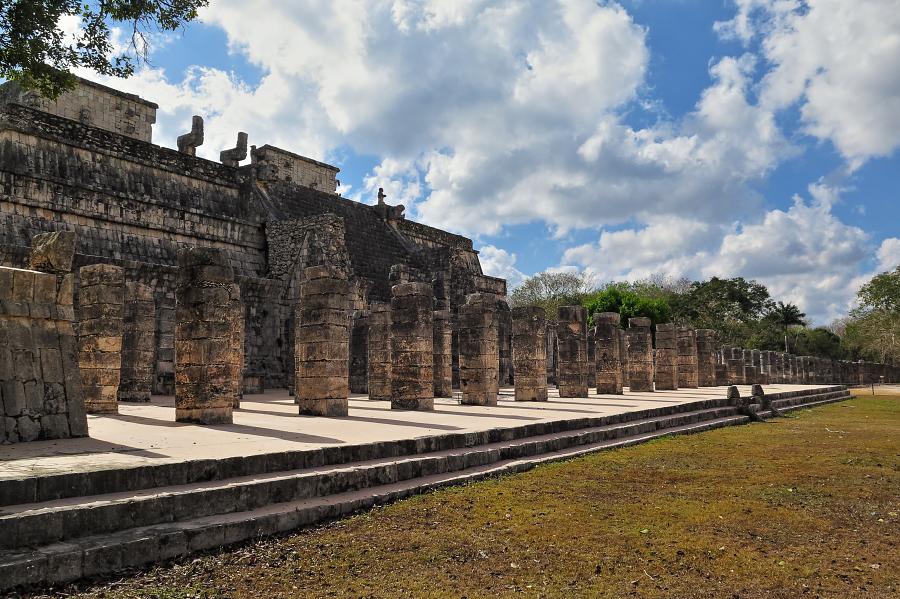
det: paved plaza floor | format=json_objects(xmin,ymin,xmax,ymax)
[{"xmin": 0, "ymin": 385, "xmax": 828, "ymax": 481}]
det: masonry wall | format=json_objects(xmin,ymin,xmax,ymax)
[
  {"xmin": 253, "ymin": 145, "xmax": 339, "ymax": 194},
  {"xmin": 0, "ymin": 79, "xmax": 157, "ymax": 142}
]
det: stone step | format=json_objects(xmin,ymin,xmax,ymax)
[
  {"xmin": 0, "ymin": 413, "xmax": 750, "ymax": 592},
  {"xmin": 759, "ymin": 388, "xmax": 852, "ymax": 418},
  {"xmin": 0, "ymin": 396, "xmax": 735, "ymax": 508},
  {"xmin": 0, "ymin": 405, "xmax": 738, "ymax": 550}
]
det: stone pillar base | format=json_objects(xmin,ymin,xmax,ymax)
[
  {"xmin": 515, "ymin": 388, "xmax": 548, "ymax": 401},
  {"xmin": 597, "ymin": 382, "xmax": 623, "ymax": 395},
  {"xmin": 559, "ymin": 384, "xmax": 589, "ymax": 398},
  {"xmin": 298, "ymin": 398, "xmax": 349, "ymax": 417},
  {"xmin": 175, "ymin": 407, "xmax": 233, "ymax": 424},
  {"xmin": 391, "ymin": 397, "xmax": 434, "ymax": 411},
  {"xmin": 461, "ymin": 391, "xmax": 498, "ymax": 406}
]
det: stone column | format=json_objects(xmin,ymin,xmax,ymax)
[
  {"xmin": 626, "ymin": 317, "xmax": 654, "ymax": 392},
  {"xmin": 367, "ymin": 303, "xmax": 391, "ymax": 400},
  {"xmin": 229, "ymin": 291, "xmax": 244, "ymax": 407},
  {"xmin": 557, "ymin": 306, "xmax": 588, "ymax": 397},
  {"xmin": 3, "ymin": 232, "xmax": 87, "ymax": 442},
  {"xmin": 723, "ymin": 347, "xmax": 745, "ymax": 385},
  {"xmin": 594, "ymin": 312, "xmax": 623, "ymax": 394},
  {"xmin": 78, "ymin": 264, "xmax": 124, "ymax": 414},
  {"xmin": 433, "ymin": 308, "xmax": 453, "ymax": 397},
  {"xmin": 390, "ymin": 281, "xmax": 434, "ymax": 410},
  {"xmin": 175, "ymin": 248, "xmax": 240, "ymax": 424},
  {"xmin": 512, "ymin": 306, "xmax": 548, "ymax": 401},
  {"xmin": 349, "ymin": 310, "xmax": 369, "ymax": 394},
  {"xmin": 676, "ymin": 327, "xmax": 699, "ymax": 388},
  {"xmin": 587, "ymin": 328, "xmax": 597, "ymax": 390},
  {"xmin": 741, "ymin": 349, "xmax": 756, "ymax": 384},
  {"xmin": 696, "ymin": 329, "xmax": 717, "ymax": 387},
  {"xmin": 546, "ymin": 326, "xmax": 558, "ymax": 386},
  {"xmin": 618, "ymin": 328, "xmax": 629, "ymax": 388},
  {"xmin": 295, "ymin": 266, "xmax": 350, "ymax": 417},
  {"xmin": 654, "ymin": 323, "xmax": 678, "ymax": 391},
  {"xmin": 497, "ymin": 300, "xmax": 514, "ymax": 387},
  {"xmin": 459, "ymin": 293, "xmax": 500, "ymax": 406},
  {"xmin": 118, "ymin": 282, "xmax": 155, "ymax": 403}
]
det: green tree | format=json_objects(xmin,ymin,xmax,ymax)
[
  {"xmin": 768, "ymin": 301, "xmax": 807, "ymax": 352},
  {"xmin": 678, "ymin": 277, "xmax": 773, "ymax": 346},
  {"xmin": 0, "ymin": 0, "xmax": 208, "ymax": 98},
  {"xmin": 843, "ymin": 267, "xmax": 900, "ymax": 363},
  {"xmin": 508, "ymin": 271, "xmax": 589, "ymax": 318},
  {"xmin": 583, "ymin": 284, "xmax": 672, "ymax": 328},
  {"xmin": 792, "ymin": 327, "xmax": 844, "ymax": 359}
]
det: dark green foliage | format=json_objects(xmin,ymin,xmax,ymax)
[
  {"xmin": 583, "ymin": 284, "xmax": 671, "ymax": 327},
  {"xmin": 511, "ymin": 266, "xmax": 896, "ymax": 363},
  {"xmin": 842, "ymin": 266, "xmax": 900, "ymax": 363},
  {"xmin": 0, "ymin": 0, "xmax": 207, "ymax": 98}
]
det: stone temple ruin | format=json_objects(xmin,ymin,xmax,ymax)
[
  {"xmin": 0, "ymin": 76, "xmax": 898, "ymax": 444},
  {"xmin": 1, "ymin": 78, "xmax": 899, "ymax": 591},
  {"xmin": 0, "ymin": 77, "xmax": 508, "ymax": 440}
]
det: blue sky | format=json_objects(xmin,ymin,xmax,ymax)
[{"xmin": 89, "ymin": 0, "xmax": 900, "ymax": 324}]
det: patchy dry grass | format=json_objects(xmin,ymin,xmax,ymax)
[{"xmin": 30, "ymin": 396, "xmax": 900, "ymax": 598}]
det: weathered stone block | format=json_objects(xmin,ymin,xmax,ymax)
[{"xmin": 28, "ymin": 231, "xmax": 77, "ymax": 275}]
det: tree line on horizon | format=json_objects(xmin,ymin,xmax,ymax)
[{"xmin": 509, "ymin": 267, "xmax": 900, "ymax": 365}]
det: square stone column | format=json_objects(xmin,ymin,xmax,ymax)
[
  {"xmin": 433, "ymin": 308, "xmax": 453, "ymax": 397},
  {"xmin": 497, "ymin": 300, "xmax": 514, "ymax": 387},
  {"xmin": 742, "ymin": 349, "xmax": 758, "ymax": 384},
  {"xmin": 676, "ymin": 327, "xmax": 699, "ymax": 388},
  {"xmin": 654, "ymin": 323, "xmax": 678, "ymax": 391},
  {"xmin": 587, "ymin": 328, "xmax": 597, "ymax": 390},
  {"xmin": 724, "ymin": 347, "xmax": 746, "ymax": 385},
  {"xmin": 229, "ymin": 288, "xmax": 245, "ymax": 407},
  {"xmin": 557, "ymin": 306, "xmax": 588, "ymax": 397},
  {"xmin": 367, "ymin": 303, "xmax": 391, "ymax": 401},
  {"xmin": 390, "ymin": 281, "xmax": 434, "ymax": 411},
  {"xmin": 118, "ymin": 282, "xmax": 155, "ymax": 402},
  {"xmin": 696, "ymin": 329, "xmax": 717, "ymax": 387},
  {"xmin": 459, "ymin": 293, "xmax": 500, "ymax": 406},
  {"xmin": 618, "ymin": 328, "xmax": 629, "ymax": 388},
  {"xmin": 626, "ymin": 317, "xmax": 654, "ymax": 392},
  {"xmin": 78, "ymin": 264, "xmax": 124, "ymax": 414},
  {"xmin": 594, "ymin": 312, "xmax": 623, "ymax": 395},
  {"xmin": 295, "ymin": 266, "xmax": 350, "ymax": 417},
  {"xmin": 546, "ymin": 326, "xmax": 558, "ymax": 386},
  {"xmin": 350, "ymin": 310, "xmax": 369, "ymax": 394},
  {"xmin": 512, "ymin": 306, "xmax": 548, "ymax": 401},
  {"xmin": 175, "ymin": 247, "xmax": 240, "ymax": 424},
  {"xmin": 1, "ymin": 263, "xmax": 87, "ymax": 442}
]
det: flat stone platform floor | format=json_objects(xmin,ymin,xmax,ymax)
[{"xmin": 0, "ymin": 385, "xmax": 828, "ymax": 481}]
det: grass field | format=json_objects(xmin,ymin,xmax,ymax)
[{"xmin": 30, "ymin": 395, "xmax": 900, "ymax": 598}]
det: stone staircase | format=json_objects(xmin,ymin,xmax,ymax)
[{"xmin": 0, "ymin": 386, "xmax": 851, "ymax": 592}]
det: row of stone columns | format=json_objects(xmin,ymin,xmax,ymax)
[{"xmin": 709, "ymin": 346, "xmax": 897, "ymax": 386}]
